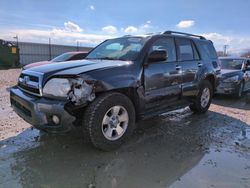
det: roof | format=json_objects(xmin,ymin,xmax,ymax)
[
  {"xmin": 122, "ymin": 30, "xmax": 208, "ymax": 41},
  {"xmin": 219, "ymin": 57, "xmax": 248, "ymax": 60}
]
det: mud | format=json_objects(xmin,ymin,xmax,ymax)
[{"xmin": 0, "ymin": 69, "xmax": 250, "ymax": 188}]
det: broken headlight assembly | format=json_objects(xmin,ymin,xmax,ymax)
[{"xmin": 43, "ymin": 78, "xmax": 95, "ymax": 105}]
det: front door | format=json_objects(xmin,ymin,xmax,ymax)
[{"xmin": 144, "ymin": 37, "xmax": 182, "ymax": 110}]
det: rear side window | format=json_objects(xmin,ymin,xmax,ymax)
[
  {"xmin": 196, "ymin": 41, "xmax": 217, "ymax": 60},
  {"xmin": 149, "ymin": 37, "xmax": 176, "ymax": 62},
  {"xmin": 192, "ymin": 43, "xmax": 200, "ymax": 60},
  {"xmin": 176, "ymin": 38, "xmax": 197, "ymax": 61}
]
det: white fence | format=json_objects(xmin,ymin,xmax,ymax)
[{"xmin": 16, "ymin": 42, "xmax": 93, "ymax": 65}]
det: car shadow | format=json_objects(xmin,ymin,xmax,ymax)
[
  {"xmin": 213, "ymin": 94, "xmax": 250, "ymax": 110},
  {"xmin": 0, "ymin": 109, "xmax": 248, "ymax": 188}
]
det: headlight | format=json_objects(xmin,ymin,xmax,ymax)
[
  {"xmin": 43, "ymin": 77, "xmax": 95, "ymax": 104},
  {"xmin": 43, "ymin": 78, "xmax": 72, "ymax": 97},
  {"xmin": 223, "ymin": 75, "xmax": 239, "ymax": 83}
]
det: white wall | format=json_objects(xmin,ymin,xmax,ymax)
[{"xmin": 17, "ymin": 42, "xmax": 92, "ymax": 65}]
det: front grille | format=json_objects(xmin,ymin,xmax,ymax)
[
  {"xmin": 18, "ymin": 82, "xmax": 40, "ymax": 95},
  {"xmin": 18, "ymin": 71, "xmax": 43, "ymax": 96},
  {"xmin": 11, "ymin": 98, "xmax": 32, "ymax": 117}
]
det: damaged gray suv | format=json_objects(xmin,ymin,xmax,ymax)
[{"xmin": 10, "ymin": 31, "xmax": 220, "ymax": 151}]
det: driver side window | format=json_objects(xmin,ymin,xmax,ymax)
[{"xmin": 149, "ymin": 38, "xmax": 176, "ymax": 62}]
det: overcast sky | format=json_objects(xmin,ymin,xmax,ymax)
[{"xmin": 0, "ymin": 0, "xmax": 250, "ymax": 54}]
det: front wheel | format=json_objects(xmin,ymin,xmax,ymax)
[
  {"xmin": 82, "ymin": 92, "xmax": 135, "ymax": 151},
  {"xmin": 189, "ymin": 80, "xmax": 213, "ymax": 114}
]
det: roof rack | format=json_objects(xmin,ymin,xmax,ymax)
[{"xmin": 163, "ymin": 31, "xmax": 206, "ymax": 40}]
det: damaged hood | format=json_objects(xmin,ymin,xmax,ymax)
[{"xmin": 24, "ymin": 59, "xmax": 133, "ymax": 77}]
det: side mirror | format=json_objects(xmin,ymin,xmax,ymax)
[
  {"xmin": 247, "ymin": 60, "xmax": 250, "ymax": 66},
  {"xmin": 246, "ymin": 65, "xmax": 250, "ymax": 71},
  {"xmin": 148, "ymin": 50, "xmax": 167, "ymax": 63},
  {"xmin": 243, "ymin": 60, "xmax": 250, "ymax": 71}
]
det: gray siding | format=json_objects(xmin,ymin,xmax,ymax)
[{"xmin": 16, "ymin": 42, "xmax": 92, "ymax": 65}]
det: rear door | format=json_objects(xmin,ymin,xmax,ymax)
[
  {"xmin": 175, "ymin": 37, "xmax": 200, "ymax": 96},
  {"xmin": 144, "ymin": 37, "xmax": 182, "ymax": 110}
]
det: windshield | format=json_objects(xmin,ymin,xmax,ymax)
[
  {"xmin": 86, "ymin": 37, "xmax": 145, "ymax": 61},
  {"xmin": 220, "ymin": 59, "xmax": 244, "ymax": 70},
  {"xmin": 51, "ymin": 53, "xmax": 74, "ymax": 62}
]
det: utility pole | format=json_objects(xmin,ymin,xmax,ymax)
[
  {"xmin": 223, "ymin": 45, "xmax": 229, "ymax": 56},
  {"xmin": 49, "ymin": 38, "xmax": 52, "ymax": 60},
  {"xmin": 76, "ymin": 41, "xmax": 79, "ymax": 51},
  {"xmin": 13, "ymin": 34, "xmax": 20, "ymax": 66},
  {"xmin": 13, "ymin": 35, "xmax": 18, "ymax": 47}
]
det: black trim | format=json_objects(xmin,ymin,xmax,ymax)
[{"xmin": 164, "ymin": 31, "xmax": 206, "ymax": 40}]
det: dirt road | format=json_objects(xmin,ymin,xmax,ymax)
[{"xmin": 0, "ymin": 69, "xmax": 249, "ymax": 188}]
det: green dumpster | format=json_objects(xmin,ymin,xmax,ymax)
[{"xmin": 0, "ymin": 39, "xmax": 20, "ymax": 69}]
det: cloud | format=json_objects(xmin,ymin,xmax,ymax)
[
  {"xmin": 141, "ymin": 23, "xmax": 150, "ymax": 29},
  {"xmin": 176, "ymin": 20, "xmax": 195, "ymax": 28},
  {"xmin": 0, "ymin": 28, "xmax": 113, "ymax": 47},
  {"xmin": 4, "ymin": 19, "xmax": 250, "ymax": 55},
  {"xmin": 124, "ymin": 26, "xmax": 138, "ymax": 33},
  {"xmin": 64, "ymin": 21, "xmax": 83, "ymax": 32},
  {"xmin": 202, "ymin": 33, "xmax": 231, "ymax": 45},
  {"xmin": 102, "ymin": 25, "xmax": 117, "ymax": 34},
  {"xmin": 90, "ymin": 5, "xmax": 95, "ymax": 10},
  {"xmin": 201, "ymin": 32, "xmax": 250, "ymax": 55}
]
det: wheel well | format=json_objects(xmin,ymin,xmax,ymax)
[
  {"xmin": 204, "ymin": 75, "xmax": 215, "ymax": 92},
  {"xmin": 96, "ymin": 88, "xmax": 140, "ymax": 118}
]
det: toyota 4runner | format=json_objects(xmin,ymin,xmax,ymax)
[{"xmin": 10, "ymin": 31, "xmax": 220, "ymax": 151}]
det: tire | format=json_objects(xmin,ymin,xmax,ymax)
[
  {"xmin": 234, "ymin": 82, "xmax": 244, "ymax": 99},
  {"xmin": 82, "ymin": 92, "xmax": 136, "ymax": 151},
  {"xmin": 189, "ymin": 80, "xmax": 213, "ymax": 114}
]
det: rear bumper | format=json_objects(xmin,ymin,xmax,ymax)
[{"xmin": 10, "ymin": 87, "xmax": 76, "ymax": 132}]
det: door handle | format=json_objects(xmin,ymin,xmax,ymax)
[
  {"xmin": 176, "ymin": 65, "xmax": 182, "ymax": 70},
  {"xmin": 198, "ymin": 63, "xmax": 203, "ymax": 67}
]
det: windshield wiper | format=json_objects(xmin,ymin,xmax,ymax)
[
  {"xmin": 98, "ymin": 57, "xmax": 117, "ymax": 60},
  {"xmin": 86, "ymin": 57, "xmax": 128, "ymax": 61}
]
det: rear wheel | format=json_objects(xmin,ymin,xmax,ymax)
[
  {"xmin": 189, "ymin": 80, "xmax": 213, "ymax": 114},
  {"xmin": 82, "ymin": 92, "xmax": 135, "ymax": 151}
]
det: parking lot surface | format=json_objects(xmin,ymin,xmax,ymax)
[{"xmin": 0, "ymin": 69, "xmax": 249, "ymax": 188}]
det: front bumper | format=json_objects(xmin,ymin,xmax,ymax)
[
  {"xmin": 10, "ymin": 87, "xmax": 76, "ymax": 132},
  {"xmin": 216, "ymin": 82, "xmax": 240, "ymax": 95}
]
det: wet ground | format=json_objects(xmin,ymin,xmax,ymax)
[{"xmin": 0, "ymin": 69, "xmax": 250, "ymax": 188}]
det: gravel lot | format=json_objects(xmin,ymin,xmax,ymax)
[
  {"xmin": 0, "ymin": 69, "xmax": 29, "ymax": 140},
  {"xmin": 0, "ymin": 69, "xmax": 250, "ymax": 188}
]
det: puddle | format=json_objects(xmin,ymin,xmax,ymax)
[
  {"xmin": 169, "ymin": 149, "xmax": 250, "ymax": 188},
  {"xmin": 241, "ymin": 127, "xmax": 250, "ymax": 140},
  {"xmin": 235, "ymin": 127, "xmax": 250, "ymax": 149}
]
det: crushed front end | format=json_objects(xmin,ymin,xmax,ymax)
[{"xmin": 10, "ymin": 70, "xmax": 95, "ymax": 132}]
